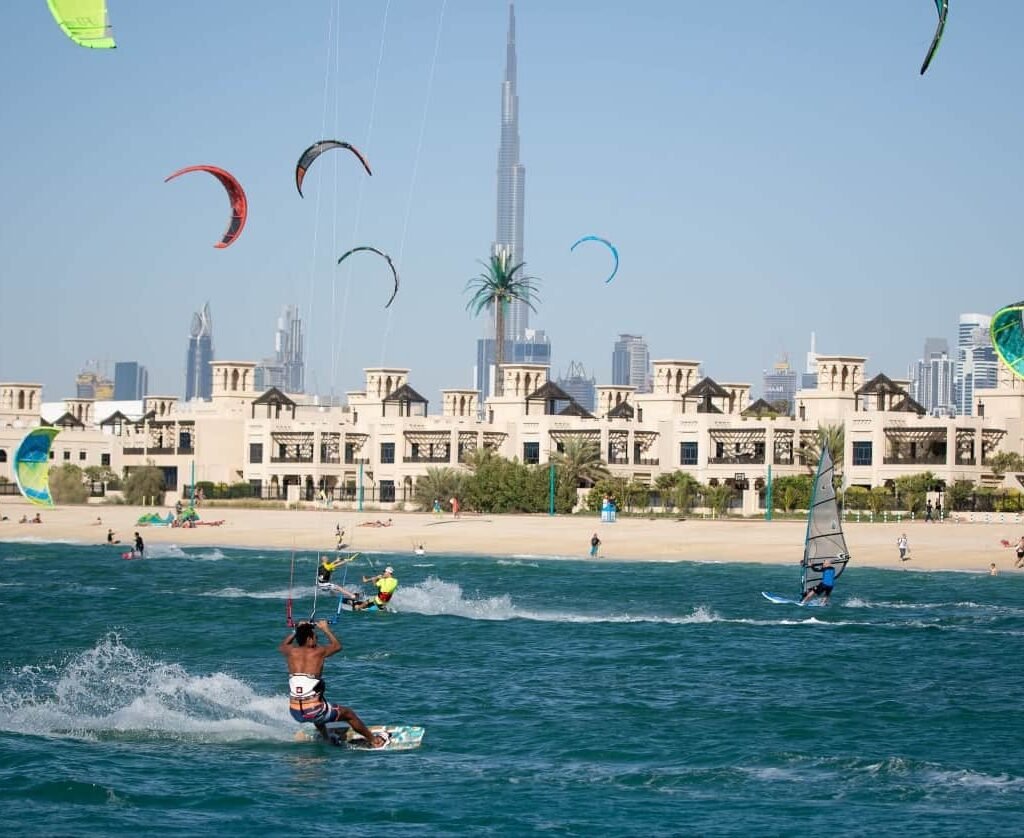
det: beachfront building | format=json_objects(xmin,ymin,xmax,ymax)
[{"xmin": 4, "ymin": 349, "xmax": 1024, "ymax": 511}]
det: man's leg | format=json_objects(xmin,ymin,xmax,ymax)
[{"xmin": 330, "ymin": 705, "xmax": 386, "ymax": 747}]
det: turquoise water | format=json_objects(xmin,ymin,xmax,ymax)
[{"xmin": 2, "ymin": 539, "xmax": 1023, "ymax": 836}]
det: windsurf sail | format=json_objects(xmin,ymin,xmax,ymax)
[
  {"xmin": 800, "ymin": 446, "xmax": 850, "ymax": 596},
  {"xmin": 13, "ymin": 427, "xmax": 60, "ymax": 507}
]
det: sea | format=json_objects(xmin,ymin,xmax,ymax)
[{"xmin": 1, "ymin": 539, "xmax": 1022, "ymax": 837}]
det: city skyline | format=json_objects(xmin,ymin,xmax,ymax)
[{"xmin": 2, "ymin": 3, "xmax": 1023, "ymax": 405}]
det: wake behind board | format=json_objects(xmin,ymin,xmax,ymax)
[
  {"xmin": 761, "ymin": 591, "xmax": 826, "ymax": 607},
  {"xmin": 294, "ymin": 723, "xmax": 424, "ymax": 751}
]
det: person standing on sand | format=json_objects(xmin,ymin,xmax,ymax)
[
  {"xmin": 897, "ymin": 533, "xmax": 910, "ymax": 564},
  {"xmin": 449, "ymin": 496, "xmax": 460, "ymax": 519},
  {"xmin": 590, "ymin": 533, "xmax": 601, "ymax": 557}
]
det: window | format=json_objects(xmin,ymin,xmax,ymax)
[
  {"xmin": 852, "ymin": 441, "xmax": 872, "ymax": 466},
  {"xmin": 249, "ymin": 442, "xmax": 264, "ymax": 463},
  {"xmin": 379, "ymin": 480, "xmax": 396, "ymax": 503},
  {"xmin": 523, "ymin": 441, "xmax": 540, "ymax": 464},
  {"xmin": 79, "ymin": 451, "xmax": 87, "ymax": 461},
  {"xmin": 380, "ymin": 442, "xmax": 395, "ymax": 464},
  {"xmin": 344, "ymin": 442, "xmax": 356, "ymax": 464},
  {"xmin": 63, "ymin": 450, "xmax": 71, "ymax": 461},
  {"xmin": 101, "ymin": 453, "xmax": 110, "ymax": 467},
  {"xmin": 0, "ymin": 450, "xmax": 6, "ymax": 463},
  {"xmin": 680, "ymin": 442, "xmax": 698, "ymax": 465},
  {"xmin": 179, "ymin": 431, "xmax": 192, "ymax": 449}
]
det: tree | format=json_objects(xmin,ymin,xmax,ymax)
[
  {"xmin": 50, "ymin": 463, "xmax": 89, "ymax": 504},
  {"xmin": 551, "ymin": 438, "xmax": 609, "ymax": 492},
  {"xmin": 464, "ymin": 250, "xmax": 540, "ymax": 395},
  {"xmin": 124, "ymin": 463, "xmax": 165, "ymax": 505},
  {"xmin": 704, "ymin": 482, "xmax": 736, "ymax": 517},
  {"xmin": 414, "ymin": 467, "xmax": 465, "ymax": 512},
  {"xmin": 946, "ymin": 479, "xmax": 974, "ymax": 511},
  {"xmin": 771, "ymin": 475, "xmax": 813, "ymax": 513},
  {"xmin": 800, "ymin": 423, "xmax": 845, "ymax": 479},
  {"xmin": 987, "ymin": 451, "xmax": 1024, "ymax": 478}
]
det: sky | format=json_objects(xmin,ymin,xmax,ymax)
[{"xmin": 1, "ymin": 1, "xmax": 1022, "ymax": 405}]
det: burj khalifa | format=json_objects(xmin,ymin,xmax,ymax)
[{"xmin": 494, "ymin": 2, "xmax": 527, "ymax": 338}]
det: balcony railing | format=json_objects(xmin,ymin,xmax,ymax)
[
  {"xmin": 123, "ymin": 447, "xmax": 144, "ymax": 455},
  {"xmin": 271, "ymin": 455, "xmax": 314, "ymax": 463},
  {"xmin": 404, "ymin": 455, "xmax": 451, "ymax": 463},
  {"xmin": 708, "ymin": 455, "xmax": 765, "ymax": 465},
  {"xmin": 882, "ymin": 454, "xmax": 946, "ymax": 465},
  {"xmin": 635, "ymin": 457, "xmax": 660, "ymax": 466},
  {"xmin": 955, "ymin": 457, "xmax": 976, "ymax": 466}
]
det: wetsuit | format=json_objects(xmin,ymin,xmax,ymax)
[
  {"xmin": 134, "ymin": 535, "xmax": 144, "ymax": 555},
  {"xmin": 810, "ymin": 565, "xmax": 836, "ymax": 597}
]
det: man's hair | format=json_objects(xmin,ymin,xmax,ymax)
[{"xmin": 294, "ymin": 623, "xmax": 316, "ymax": 645}]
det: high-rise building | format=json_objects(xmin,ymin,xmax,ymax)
[
  {"xmin": 802, "ymin": 332, "xmax": 819, "ymax": 389},
  {"xmin": 114, "ymin": 361, "xmax": 148, "ymax": 400},
  {"xmin": 185, "ymin": 302, "xmax": 214, "ymax": 401},
  {"xmin": 910, "ymin": 338, "xmax": 954, "ymax": 416},
  {"xmin": 955, "ymin": 313, "xmax": 997, "ymax": 416},
  {"xmin": 762, "ymin": 357, "xmax": 798, "ymax": 415},
  {"xmin": 557, "ymin": 361, "xmax": 596, "ymax": 412},
  {"xmin": 612, "ymin": 334, "xmax": 650, "ymax": 392},
  {"xmin": 493, "ymin": 3, "xmax": 527, "ymax": 341},
  {"xmin": 475, "ymin": 328, "xmax": 551, "ymax": 404},
  {"xmin": 75, "ymin": 369, "xmax": 114, "ymax": 400},
  {"xmin": 276, "ymin": 305, "xmax": 304, "ymax": 393}
]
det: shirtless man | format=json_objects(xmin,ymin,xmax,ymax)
[{"xmin": 278, "ymin": 620, "xmax": 386, "ymax": 747}]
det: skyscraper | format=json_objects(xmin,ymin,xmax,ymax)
[
  {"xmin": 114, "ymin": 361, "xmax": 148, "ymax": 400},
  {"xmin": 276, "ymin": 305, "xmax": 304, "ymax": 393},
  {"xmin": 910, "ymin": 338, "xmax": 954, "ymax": 416},
  {"xmin": 762, "ymin": 357, "xmax": 798, "ymax": 415},
  {"xmin": 955, "ymin": 313, "xmax": 997, "ymax": 416},
  {"xmin": 494, "ymin": 2, "xmax": 527, "ymax": 339},
  {"xmin": 557, "ymin": 361, "xmax": 596, "ymax": 412},
  {"xmin": 185, "ymin": 302, "xmax": 214, "ymax": 401},
  {"xmin": 802, "ymin": 332, "xmax": 819, "ymax": 389},
  {"xmin": 612, "ymin": 334, "xmax": 650, "ymax": 392},
  {"xmin": 474, "ymin": 329, "xmax": 551, "ymax": 405}
]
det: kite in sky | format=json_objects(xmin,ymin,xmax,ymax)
[
  {"xmin": 164, "ymin": 165, "xmax": 248, "ymax": 249},
  {"xmin": 570, "ymin": 235, "xmax": 619, "ymax": 284},
  {"xmin": 337, "ymin": 246, "xmax": 399, "ymax": 308},
  {"xmin": 295, "ymin": 140, "xmax": 372, "ymax": 198},
  {"xmin": 13, "ymin": 427, "xmax": 60, "ymax": 507},
  {"xmin": 920, "ymin": 0, "xmax": 949, "ymax": 75},
  {"xmin": 46, "ymin": 0, "xmax": 115, "ymax": 48},
  {"xmin": 991, "ymin": 301, "xmax": 1024, "ymax": 380}
]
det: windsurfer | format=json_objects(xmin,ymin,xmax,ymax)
[
  {"xmin": 354, "ymin": 566, "xmax": 398, "ymax": 610},
  {"xmin": 800, "ymin": 557, "xmax": 838, "ymax": 605},
  {"xmin": 279, "ymin": 620, "xmax": 386, "ymax": 747}
]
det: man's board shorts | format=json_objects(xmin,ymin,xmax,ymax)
[
  {"xmin": 290, "ymin": 698, "xmax": 346, "ymax": 725},
  {"xmin": 812, "ymin": 583, "xmax": 834, "ymax": 596}
]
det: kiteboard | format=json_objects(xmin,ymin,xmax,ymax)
[
  {"xmin": 294, "ymin": 723, "xmax": 424, "ymax": 751},
  {"xmin": 122, "ymin": 551, "xmax": 141, "ymax": 561},
  {"xmin": 761, "ymin": 591, "xmax": 826, "ymax": 607}
]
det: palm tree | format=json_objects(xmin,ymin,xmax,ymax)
[
  {"xmin": 464, "ymin": 249, "xmax": 540, "ymax": 395},
  {"xmin": 800, "ymin": 423, "xmax": 845, "ymax": 479},
  {"xmin": 551, "ymin": 437, "xmax": 609, "ymax": 490}
]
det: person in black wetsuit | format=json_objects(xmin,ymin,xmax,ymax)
[{"xmin": 134, "ymin": 531, "xmax": 145, "ymax": 557}]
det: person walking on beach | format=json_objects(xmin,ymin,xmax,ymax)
[
  {"xmin": 279, "ymin": 620, "xmax": 386, "ymax": 747},
  {"xmin": 590, "ymin": 532, "xmax": 602, "ymax": 558},
  {"xmin": 433, "ymin": 498, "xmax": 443, "ymax": 518},
  {"xmin": 449, "ymin": 496, "xmax": 460, "ymax": 519},
  {"xmin": 925, "ymin": 500, "xmax": 934, "ymax": 523},
  {"xmin": 897, "ymin": 533, "xmax": 910, "ymax": 564},
  {"xmin": 354, "ymin": 566, "xmax": 398, "ymax": 611}
]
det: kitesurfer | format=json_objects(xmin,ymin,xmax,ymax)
[
  {"xmin": 354, "ymin": 566, "xmax": 398, "ymax": 611},
  {"xmin": 800, "ymin": 558, "xmax": 838, "ymax": 605},
  {"xmin": 317, "ymin": 556, "xmax": 359, "ymax": 599},
  {"xmin": 133, "ymin": 531, "xmax": 145, "ymax": 558},
  {"xmin": 279, "ymin": 620, "xmax": 386, "ymax": 748}
]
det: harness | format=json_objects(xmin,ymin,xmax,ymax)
[{"xmin": 288, "ymin": 673, "xmax": 326, "ymax": 716}]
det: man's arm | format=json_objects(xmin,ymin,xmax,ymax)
[
  {"xmin": 278, "ymin": 629, "xmax": 296, "ymax": 655},
  {"xmin": 362, "ymin": 574, "xmax": 380, "ymax": 583},
  {"xmin": 317, "ymin": 620, "xmax": 342, "ymax": 657}
]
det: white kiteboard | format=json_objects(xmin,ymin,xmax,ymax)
[
  {"xmin": 761, "ymin": 591, "xmax": 826, "ymax": 607},
  {"xmin": 294, "ymin": 723, "xmax": 424, "ymax": 751}
]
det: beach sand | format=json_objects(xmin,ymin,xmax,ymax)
[{"xmin": 2, "ymin": 498, "xmax": 1022, "ymax": 573}]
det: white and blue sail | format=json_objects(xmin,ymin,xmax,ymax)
[{"xmin": 800, "ymin": 447, "xmax": 850, "ymax": 596}]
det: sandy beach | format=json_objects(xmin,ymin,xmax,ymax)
[{"xmin": 2, "ymin": 497, "xmax": 1022, "ymax": 573}]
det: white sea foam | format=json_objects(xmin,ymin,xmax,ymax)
[{"xmin": 0, "ymin": 633, "xmax": 291, "ymax": 744}]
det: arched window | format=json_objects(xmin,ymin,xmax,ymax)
[
  {"xmin": 231, "ymin": 369, "xmax": 240, "ymax": 391},
  {"xmin": 17, "ymin": 390, "xmax": 25, "ymax": 410},
  {"xmin": 222, "ymin": 369, "xmax": 229, "ymax": 390},
  {"xmin": 0, "ymin": 449, "xmax": 7, "ymax": 463}
]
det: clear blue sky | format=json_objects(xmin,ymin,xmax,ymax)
[{"xmin": 1, "ymin": 1, "xmax": 1022, "ymax": 403}]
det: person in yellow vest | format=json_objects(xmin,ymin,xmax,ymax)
[{"xmin": 354, "ymin": 566, "xmax": 398, "ymax": 611}]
